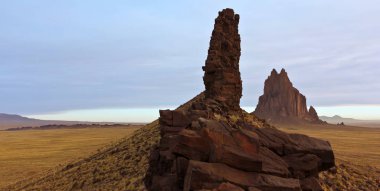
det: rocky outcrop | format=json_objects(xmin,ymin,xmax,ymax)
[
  {"xmin": 307, "ymin": 106, "xmax": 320, "ymax": 122},
  {"xmin": 203, "ymin": 8, "xmax": 242, "ymax": 110},
  {"xmin": 145, "ymin": 8, "xmax": 334, "ymax": 191},
  {"xmin": 254, "ymin": 69, "xmax": 324, "ymax": 124}
]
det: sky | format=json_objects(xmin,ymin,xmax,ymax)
[{"xmin": 1, "ymin": 1, "xmax": 380, "ymax": 122}]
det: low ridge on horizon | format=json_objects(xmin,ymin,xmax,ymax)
[{"xmin": 0, "ymin": 113, "xmax": 128, "ymax": 131}]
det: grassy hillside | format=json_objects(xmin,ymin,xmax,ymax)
[
  {"xmin": 0, "ymin": 125, "xmax": 141, "ymax": 188},
  {"xmin": 2, "ymin": 121, "xmax": 160, "ymax": 191}
]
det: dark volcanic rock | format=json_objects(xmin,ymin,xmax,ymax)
[
  {"xmin": 203, "ymin": 8, "xmax": 242, "ymax": 110},
  {"xmin": 184, "ymin": 160, "xmax": 301, "ymax": 191},
  {"xmin": 145, "ymin": 8, "xmax": 335, "ymax": 191},
  {"xmin": 173, "ymin": 129, "xmax": 211, "ymax": 161},
  {"xmin": 300, "ymin": 177, "xmax": 323, "ymax": 191},
  {"xmin": 253, "ymin": 69, "xmax": 324, "ymax": 124},
  {"xmin": 283, "ymin": 153, "xmax": 321, "ymax": 178},
  {"xmin": 212, "ymin": 182, "xmax": 245, "ymax": 191},
  {"xmin": 211, "ymin": 145, "xmax": 262, "ymax": 172}
]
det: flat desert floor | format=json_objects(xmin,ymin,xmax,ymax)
[
  {"xmin": 0, "ymin": 125, "xmax": 140, "ymax": 188},
  {"xmin": 278, "ymin": 124, "xmax": 380, "ymax": 168},
  {"xmin": 0, "ymin": 123, "xmax": 379, "ymax": 189}
]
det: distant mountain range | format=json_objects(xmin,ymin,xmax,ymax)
[
  {"xmin": 0, "ymin": 113, "xmax": 119, "ymax": 130},
  {"xmin": 320, "ymin": 115, "xmax": 380, "ymax": 128},
  {"xmin": 2, "ymin": 113, "xmax": 378, "ymax": 130}
]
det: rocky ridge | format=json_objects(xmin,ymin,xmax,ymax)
[
  {"xmin": 254, "ymin": 69, "xmax": 324, "ymax": 124},
  {"xmin": 145, "ymin": 9, "xmax": 335, "ymax": 191}
]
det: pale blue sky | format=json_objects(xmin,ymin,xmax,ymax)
[{"xmin": 1, "ymin": 1, "xmax": 380, "ymax": 122}]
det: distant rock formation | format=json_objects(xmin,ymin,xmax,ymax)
[
  {"xmin": 203, "ymin": 8, "xmax": 242, "ymax": 110},
  {"xmin": 145, "ymin": 8, "xmax": 334, "ymax": 191},
  {"xmin": 254, "ymin": 69, "xmax": 324, "ymax": 124},
  {"xmin": 307, "ymin": 106, "xmax": 320, "ymax": 122}
]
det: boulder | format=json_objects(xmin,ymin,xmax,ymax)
[
  {"xmin": 159, "ymin": 110, "xmax": 173, "ymax": 126},
  {"xmin": 212, "ymin": 182, "xmax": 245, "ymax": 191},
  {"xmin": 248, "ymin": 187, "xmax": 262, "ymax": 191},
  {"xmin": 300, "ymin": 177, "xmax": 323, "ymax": 191},
  {"xmin": 159, "ymin": 134, "xmax": 179, "ymax": 152},
  {"xmin": 173, "ymin": 110, "xmax": 191, "ymax": 127},
  {"xmin": 151, "ymin": 175, "xmax": 178, "ymax": 191},
  {"xmin": 212, "ymin": 145, "xmax": 262, "ymax": 172},
  {"xmin": 289, "ymin": 134, "xmax": 335, "ymax": 170},
  {"xmin": 231, "ymin": 129, "xmax": 260, "ymax": 154},
  {"xmin": 282, "ymin": 153, "xmax": 321, "ymax": 178},
  {"xmin": 251, "ymin": 127, "xmax": 300, "ymax": 155},
  {"xmin": 160, "ymin": 126, "xmax": 185, "ymax": 136},
  {"xmin": 290, "ymin": 134, "xmax": 335, "ymax": 170},
  {"xmin": 199, "ymin": 118, "xmax": 238, "ymax": 148},
  {"xmin": 251, "ymin": 127, "xmax": 335, "ymax": 171},
  {"xmin": 258, "ymin": 147, "xmax": 290, "ymax": 177},
  {"xmin": 184, "ymin": 160, "xmax": 301, "ymax": 191},
  {"xmin": 159, "ymin": 110, "xmax": 191, "ymax": 128},
  {"xmin": 173, "ymin": 129, "xmax": 211, "ymax": 161},
  {"xmin": 176, "ymin": 157, "xmax": 189, "ymax": 188}
]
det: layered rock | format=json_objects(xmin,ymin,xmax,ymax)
[
  {"xmin": 145, "ymin": 8, "xmax": 334, "ymax": 191},
  {"xmin": 203, "ymin": 8, "xmax": 242, "ymax": 110},
  {"xmin": 254, "ymin": 69, "xmax": 324, "ymax": 124}
]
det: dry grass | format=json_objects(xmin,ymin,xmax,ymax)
[
  {"xmin": 2, "ymin": 121, "xmax": 160, "ymax": 191},
  {"xmin": 319, "ymin": 159, "xmax": 379, "ymax": 190},
  {"xmin": 2, "ymin": 94, "xmax": 202, "ymax": 191},
  {"xmin": 0, "ymin": 125, "xmax": 141, "ymax": 188}
]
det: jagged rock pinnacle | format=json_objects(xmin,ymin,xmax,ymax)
[
  {"xmin": 202, "ymin": 8, "xmax": 242, "ymax": 110},
  {"xmin": 254, "ymin": 69, "xmax": 323, "ymax": 124},
  {"xmin": 308, "ymin": 106, "xmax": 320, "ymax": 121}
]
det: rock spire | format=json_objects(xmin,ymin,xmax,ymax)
[
  {"xmin": 254, "ymin": 69, "xmax": 324, "ymax": 124},
  {"xmin": 203, "ymin": 8, "xmax": 242, "ymax": 110}
]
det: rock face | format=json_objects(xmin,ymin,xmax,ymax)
[
  {"xmin": 307, "ymin": 106, "xmax": 320, "ymax": 122},
  {"xmin": 145, "ymin": 8, "xmax": 335, "ymax": 191},
  {"xmin": 254, "ymin": 69, "xmax": 324, "ymax": 124},
  {"xmin": 203, "ymin": 8, "xmax": 242, "ymax": 110}
]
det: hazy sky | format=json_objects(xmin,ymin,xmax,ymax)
[{"xmin": 1, "ymin": 1, "xmax": 380, "ymax": 122}]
